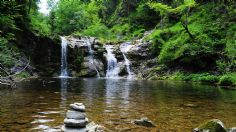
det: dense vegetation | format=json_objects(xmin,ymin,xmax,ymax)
[
  {"xmin": 0, "ymin": 0, "xmax": 37, "ymax": 76},
  {"xmin": 0, "ymin": 0, "xmax": 235, "ymax": 86}
]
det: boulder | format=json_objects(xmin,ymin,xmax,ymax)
[
  {"xmin": 193, "ymin": 119, "xmax": 227, "ymax": 132},
  {"xmin": 133, "ymin": 117, "xmax": 155, "ymax": 127}
]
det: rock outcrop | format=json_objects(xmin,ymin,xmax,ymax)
[{"xmin": 60, "ymin": 33, "xmax": 155, "ymax": 78}]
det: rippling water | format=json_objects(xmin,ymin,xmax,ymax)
[{"xmin": 0, "ymin": 78, "xmax": 236, "ymax": 131}]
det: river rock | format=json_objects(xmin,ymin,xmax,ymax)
[
  {"xmin": 133, "ymin": 117, "xmax": 155, "ymax": 127},
  {"xmin": 66, "ymin": 110, "xmax": 86, "ymax": 120},
  {"xmin": 70, "ymin": 103, "xmax": 86, "ymax": 112},
  {"xmin": 86, "ymin": 122, "xmax": 106, "ymax": 132},
  {"xmin": 228, "ymin": 128, "xmax": 236, "ymax": 132},
  {"xmin": 64, "ymin": 118, "xmax": 88, "ymax": 127},
  {"xmin": 61, "ymin": 125, "xmax": 87, "ymax": 132},
  {"xmin": 193, "ymin": 119, "xmax": 227, "ymax": 132},
  {"xmin": 62, "ymin": 122, "xmax": 105, "ymax": 132}
]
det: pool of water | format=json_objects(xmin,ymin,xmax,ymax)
[{"xmin": 0, "ymin": 78, "xmax": 236, "ymax": 131}]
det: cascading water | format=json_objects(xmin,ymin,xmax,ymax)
[
  {"xmin": 60, "ymin": 37, "xmax": 68, "ymax": 77},
  {"xmin": 85, "ymin": 38, "xmax": 100, "ymax": 77},
  {"xmin": 105, "ymin": 45, "xmax": 120, "ymax": 78},
  {"xmin": 120, "ymin": 42, "xmax": 134, "ymax": 79}
]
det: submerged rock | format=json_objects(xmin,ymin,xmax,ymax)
[
  {"xmin": 182, "ymin": 103, "xmax": 198, "ymax": 108},
  {"xmin": 133, "ymin": 117, "xmax": 155, "ymax": 127},
  {"xmin": 193, "ymin": 119, "xmax": 227, "ymax": 132}
]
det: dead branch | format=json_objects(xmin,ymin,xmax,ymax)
[{"xmin": 0, "ymin": 60, "xmax": 30, "ymax": 88}]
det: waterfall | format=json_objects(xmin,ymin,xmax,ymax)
[
  {"xmin": 85, "ymin": 38, "xmax": 100, "ymax": 77},
  {"xmin": 120, "ymin": 42, "xmax": 134, "ymax": 79},
  {"xmin": 60, "ymin": 37, "xmax": 68, "ymax": 77},
  {"xmin": 105, "ymin": 45, "xmax": 120, "ymax": 78}
]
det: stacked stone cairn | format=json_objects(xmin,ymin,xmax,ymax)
[{"xmin": 62, "ymin": 102, "xmax": 105, "ymax": 132}]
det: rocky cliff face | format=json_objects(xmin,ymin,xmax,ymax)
[{"xmin": 63, "ymin": 34, "xmax": 156, "ymax": 79}]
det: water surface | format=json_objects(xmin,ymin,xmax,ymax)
[{"xmin": 0, "ymin": 78, "xmax": 236, "ymax": 131}]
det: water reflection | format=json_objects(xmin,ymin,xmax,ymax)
[
  {"xmin": 105, "ymin": 79, "xmax": 134, "ymax": 115},
  {"xmin": 60, "ymin": 78, "xmax": 68, "ymax": 110}
]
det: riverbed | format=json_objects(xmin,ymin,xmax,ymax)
[{"xmin": 0, "ymin": 78, "xmax": 236, "ymax": 131}]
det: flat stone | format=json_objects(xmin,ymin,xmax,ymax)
[
  {"xmin": 133, "ymin": 117, "xmax": 155, "ymax": 127},
  {"xmin": 66, "ymin": 110, "xmax": 86, "ymax": 120},
  {"xmin": 70, "ymin": 104, "xmax": 86, "ymax": 112},
  {"xmin": 61, "ymin": 125, "xmax": 87, "ymax": 132},
  {"xmin": 64, "ymin": 118, "xmax": 87, "ymax": 127}
]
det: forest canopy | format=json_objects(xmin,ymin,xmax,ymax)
[{"xmin": 0, "ymin": 0, "xmax": 235, "ymax": 86}]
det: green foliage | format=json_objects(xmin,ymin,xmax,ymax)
[
  {"xmin": 15, "ymin": 71, "xmax": 30, "ymax": 79},
  {"xmin": 80, "ymin": 23, "xmax": 112, "ymax": 40},
  {"xmin": 219, "ymin": 73, "xmax": 236, "ymax": 86},
  {"xmin": 168, "ymin": 72, "xmax": 219, "ymax": 83},
  {"xmin": 51, "ymin": 0, "xmax": 101, "ymax": 35},
  {"xmin": 0, "ymin": 37, "xmax": 19, "ymax": 67},
  {"xmin": 147, "ymin": 2, "xmax": 235, "ymax": 72},
  {"xmin": 30, "ymin": 12, "xmax": 52, "ymax": 36}
]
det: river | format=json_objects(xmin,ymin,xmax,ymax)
[{"xmin": 0, "ymin": 78, "xmax": 236, "ymax": 131}]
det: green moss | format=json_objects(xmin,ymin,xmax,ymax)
[{"xmin": 197, "ymin": 119, "xmax": 227, "ymax": 132}]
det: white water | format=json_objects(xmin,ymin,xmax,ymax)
[
  {"xmin": 85, "ymin": 38, "xmax": 100, "ymax": 77},
  {"xmin": 120, "ymin": 42, "xmax": 134, "ymax": 79},
  {"xmin": 60, "ymin": 37, "xmax": 68, "ymax": 77},
  {"xmin": 105, "ymin": 45, "xmax": 120, "ymax": 78}
]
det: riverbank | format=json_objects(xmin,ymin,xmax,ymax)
[{"xmin": 147, "ymin": 72, "xmax": 236, "ymax": 88}]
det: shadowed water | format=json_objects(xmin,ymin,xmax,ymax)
[{"xmin": 0, "ymin": 78, "xmax": 236, "ymax": 131}]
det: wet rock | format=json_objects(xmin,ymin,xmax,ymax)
[
  {"xmin": 62, "ymin": 122, "xmax": 106, "ymax": 132},
  {"xmin": 66, "ymin": 110, "xmax": 86, "ymax": 120},
  {"xmin": 133, "ymin": 117, "xmax": 155, "ymax": 127},
  {"xmin": 70, "ymin": 103, "xmax": 86, "ymax": 112},
  {"xmin": 86, "ymin": 122, "xmax": 106, "ymax": 132},
  {"xmin": 228, "ymin": 128, "xmax": 236, "ymax": 132},
  {"xmin": 182, "ymin": 103, "xmax": 198, "ymax": 108},
  {"xmin": 193, "ymin": 119, "xmax": 227, "ymax": 132},
  {"xmin": 64, "ymin": 118, "xmax": 88, "ymax": 127},
  {"xmin": 61, "ymin": 125, "xmax": 87, "ymax": 132}
]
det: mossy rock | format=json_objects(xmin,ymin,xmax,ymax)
[{"xmin": 194, "ymin": 119, "xmax": 227, "ymax": 132}]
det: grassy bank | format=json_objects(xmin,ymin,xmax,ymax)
[{"xmin": 149, "ymin": 72, "xmax": 236, "ymax": 87}]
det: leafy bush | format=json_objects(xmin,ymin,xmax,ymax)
[
  {"xmin": 219, "ymin": 73, "xmax": 236, "ymax": 86},
  {"xmin": 81, "ymin": 23, "xmax": 112, "ymax": 40},
  {"xmin": 0, "ymin": 37, "xmax": 19, "ymax": 68}
]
